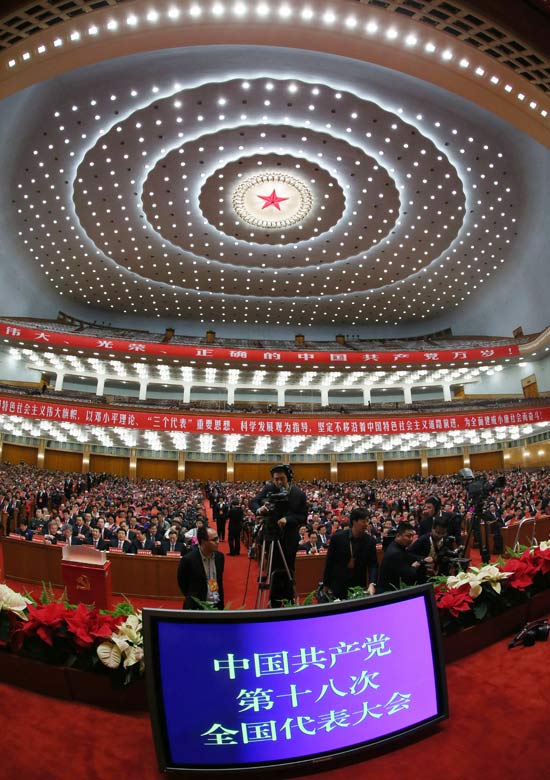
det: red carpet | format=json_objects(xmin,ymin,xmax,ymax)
[
  {"xmin": 1, "ymin": 635, "xmax": 549, "ymax": 780},
  {"xmin": 2, "ymin": 516, "xmax": 549, "ymax": 779}
]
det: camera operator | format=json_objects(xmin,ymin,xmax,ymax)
[
  {"xmin": 249, "ymin": 464, "xmax": 308, "ymax": 606},
  {"xmin": 377, "ymin": 521, "xmax": 434, "ymax": 592}
]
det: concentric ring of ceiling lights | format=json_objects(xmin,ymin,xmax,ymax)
[{"xmin": 15, "ymin": 66, "xmax": 516, "ymax": 325}]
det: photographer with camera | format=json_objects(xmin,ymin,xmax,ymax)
[
  {"xmin": 377, "ymin": 521, "xmax": 434, "ymax": 592},
  {"xmin": 408, "ymin": 516, "xmax": 465, "ymax": 577},
  {"xmin": 249, "ymin": 464, "xmax": 308, "ymax": 606}
]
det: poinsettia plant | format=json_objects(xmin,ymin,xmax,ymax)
[
  {"xmin": 96, "ymin": 611, "xmax": 144, "ymax": 685},
  {"xmin": 0, "ymin": 582, "xmax": 139, "ymax": 680},
  {"xmin": 435, "ymin": 539, "xmax": 550, "ymax": 634}
]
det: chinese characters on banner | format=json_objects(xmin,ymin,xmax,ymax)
[
  {"xmin": 155, "ymin": 595, "xmax": 442, "ymax": 767},
  {"xmin": 0, "ymin": 322, "xmax": 520, "ymax": 365},
  {"xmin": 0, "ymin": 395, "xmax": 548, "ymax": 435}
]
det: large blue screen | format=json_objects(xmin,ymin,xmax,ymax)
[{"xmin": 145, "ymin": 587, "xmax": 447, "ymax": 772}]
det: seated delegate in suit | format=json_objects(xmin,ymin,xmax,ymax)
[
  {"xmin": 14, "ymin": 520, "xmax": 34, "ymax": 541},
  {"xmin": 131, "ymin": 527, "xmax": 155, "ymax": 554},
  {"xmin": 177, "ymin": 526, "xmax": 224, "ymax": 610},
  {"xmin": 72, "ymin": 516, "xmax": 91, "ymax": 544},
  {"xmin": 110, "ymin": 528, "xmax": 135, "ymax": 554},
  {"xmin": 61, "ymin": 524, "xmax": 84, "ymax": 546},
  {"xmin": 298, "ymin": 531, "xmax": 322, "ymax": 555},
  {"xmin": 87, "ymin": 527, "xmax": 109, "ymax": 551},
  {"xmin": 161, "ymin": 529, "xmax": 186, "ymax": 555}
]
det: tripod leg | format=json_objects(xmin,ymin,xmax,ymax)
[
  {"xmin": 270, "ymin": 540, "xmax": 296, "ymax": 606},
  {"xmin": 255, "ymin": 539, "xmax": 274, "ymax": 610}
]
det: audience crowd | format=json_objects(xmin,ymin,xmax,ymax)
[{"xmin": 1, "ymin": 462, "xmax": 549, "ymax": 561}]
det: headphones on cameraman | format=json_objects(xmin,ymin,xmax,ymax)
[
  {"xmin": 270, "ymin": 464, "xmax": 293, "ymax": 482},
  {"xmin": 509, "ymin": 618, "xmax": 550, "ymax": 648}
]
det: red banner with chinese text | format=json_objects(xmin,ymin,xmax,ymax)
[
  {"xmin": 1, "ymin": 395, "xmax": 548, "ymax": 435},
  {"xmin": 0, "ymin": 322, "xmax": 520, "ymax": 366}
]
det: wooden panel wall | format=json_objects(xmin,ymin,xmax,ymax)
[
  {"xmin": 2, "ymin": 443, "xmax": 37, "ymax": 466},
  {"xmin": 428, "ymin": 455, "xmax": 464, "ymax": 476},
  {"xmin": 291, "ymin": 463, "xmax": 331, "ymax": 482},
  {"xmin": 136, "ymin": 459, "xmax": 179, "ymax": 481},
  {"xmin": 185, "ymin": 461, "xmax": 226, "ymax": 482},
  {"xmin": 504, "ymin": 443, "xmax": 550, "ymax": 468},
  {"xmin": 89, "ymin": 454, "xmax": 130, "ymax": 477},
  {"xmin": 234, "ymin": 462, "xmax": 270, "ymax": 483},
  {"xmin": 337, "ymin": 461, "xmax": 377, "ymax": 481},
  {"xmin": 384, "ymin": 459, "xmax": 422, "ymax": 479},
  {"xmin": 44, "ymin": 449, "xmax": 83, "ymax": 473},
  {"xmin": 470, "ymin": 451, "xmax": 504, "ymax": 471}
]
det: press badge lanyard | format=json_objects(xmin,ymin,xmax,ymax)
[{"xmin": 201, "ymin": 552, "xmax": 219, "ymax": 594}]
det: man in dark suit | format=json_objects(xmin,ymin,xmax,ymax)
[
  {"xmin": 408, "ymin": 517, "xmax": 450, "ymax": 577},
  {"xmin": 132, "ymin": 527, "xmax": 155, "ymax": 553},
  {"xmin": 87, "ymin": 527, "xmax": 109, "ymax": 551},
  {"xmin": 322, "ymin": 508, "xmax": 378, "ymax": 599},
  {"xmin": 249, "ymin": 464, "xmax": 308, "ymax": 606},
  {"xmin": 161, "ymin": 529, "xmax": 186, "ymax": 555},
  {"xmin": 418, "ymin": 496, "xmax": 441, "ymax": 536},
  {"xmin": 14, "ymin": 520, "xmax": 34, "ymax": 541},
  {"xmin": 177, "ymin": 526, "xmax": 224, "ymax": 610},
  {"xmin": 227, "ymin": 499, "xmax": 244, "ymax": 556},
  {"xmin": 72, "ymin": 516, "xmax": 91, "ymax": 544},
  {"xmin": 110, "ymin": 528, "xmax": 134, "ymax": 554},
  {"xmin": 61, "ymin": 524, "xmax": 83, "ymax": 546},
  {"xmin": 378, "ymin": 522, "xmax": 433, "ymax": 592},
  {"xmin": 214, "ymin": 498, "xmax": 229, "ymax": 542}
]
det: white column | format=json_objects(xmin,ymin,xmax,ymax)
[
  {"xmin": 96, "ymin": 375, "xmax": 105, "ymax": 396},
  {"xmin": 363, "ymin": 387, "xmax": 371, "ymax": 406},
  {"xmin": 277, "ymin": 387, "xmax": 285, "ymax": 406},
  {"xmin": 227, "ymin": 386, "xmax": 235, "ymax": 405},
  {"xmin": 442, "ymin": 384, "xmax": 452, "ymax": 402},
  {"xmin": 139, "ymin": 381, "xmax": 147, "ymax": 401},
  {"xmin": 183, "ymin": 385, "xmax": 191, "ymax": 403},
  {"xmin": 54, "ymin": 372, "xmax": 64, "ymax": 392},
  {"xmin": 403, "ymin": 385, "xmax": 412, "ymax": 405},
  {"xmin": 320, "ymin": 387, "xmax": 329, "ymax": 407}
]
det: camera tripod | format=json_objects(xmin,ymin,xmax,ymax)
[{"xmin": 254, "ymin": 532, "xmax": 296, "ymax": 609}]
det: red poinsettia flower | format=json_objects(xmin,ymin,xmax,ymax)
[
  {"xmin": 501, "ymin": 556, "xmax": 537, "ymax": 590},
  {"xmin": 65, "ymin": 604, "xmax": 122, "ymax": 649},
  {"xmin": 436, "ymin": 584, "xmax": 474, "ymax": 617},
  {"xmin": 529, "ymin": 546, "xmax": 550, "ymax": 575},
  {"xmin": 11, "ymin": 601, "xmax": 70, "ymax": 650}
]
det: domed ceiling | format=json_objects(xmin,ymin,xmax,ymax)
[{"xmin": 1, "ymin": 0, "xmax": 549, "ymax": 332}]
